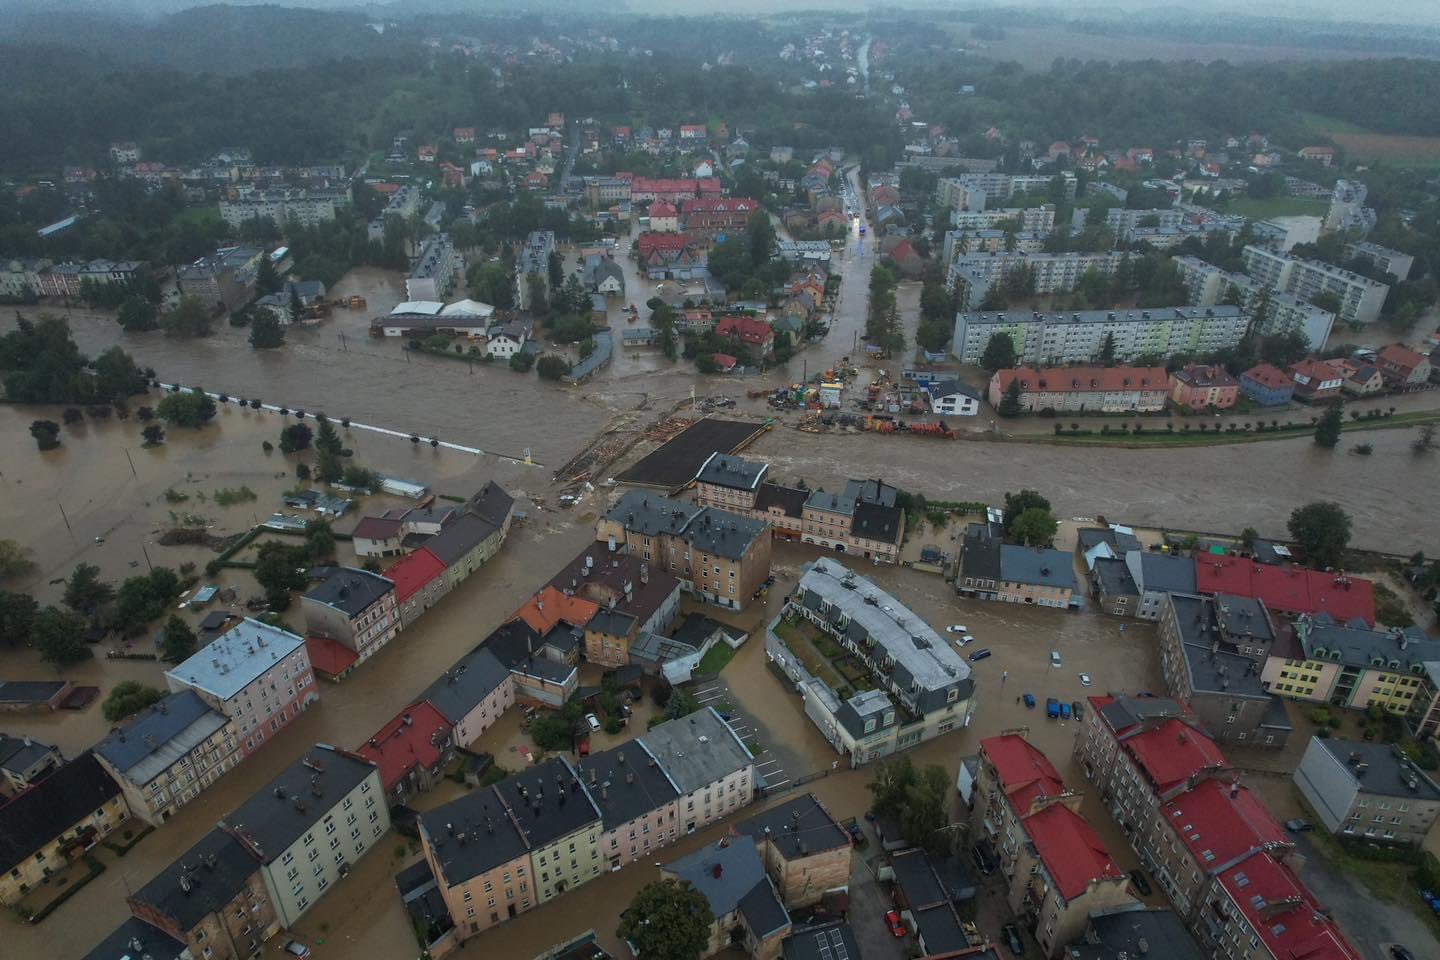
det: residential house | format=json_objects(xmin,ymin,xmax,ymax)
[
  {"xmin": 357, "ymin": 701, "xmax": 455, "ymax": 803},
  {"xmin": 598, "ymin": 491, "xmax": 772, "ymax": 611},
  {"xmin": 302, "ymin": 567, "xmax": 401, "ymax": 664},
  {"xmin": 925, "ymin": 379, "xmax": 982, "ymax": 417},
  {"xmin": 546, "ymin": 547, "xmax": 682, "ymax": 667},
  {"xmin": 492, "ymin": 758, "xmax": 605, "ymax": 903},
  {"xmin": 421, "ymin": 647, "xmax": 514, "ymax": 748},
  {"xmin": 795, "ymin": 478, "xmax": 906, "ymax": 563},
  {"xmin": 126, "ymin": 828, "xmax": 280, "ymax": 960},
  {"xmin": 754, "ymin": 483, "xmax": 807, "ymax": 539},
  {"xmin": 958, "ymin": 526, "xmax": 1077, "ymax": 608},
  {"xmin": 417, "ymin": 792, "xmax": 534, "ymax": 944},
  {"xmin": 1239, "ymin": 364, "xmax": 1295, "ymax": 407},
  {"xmin": 0, "ymin": 752, "xmax": 131, "ymax": 906},
  {"xmin": 635, "ymin": 232, "xmax": 706, "ymax": 280},
  {"xmin": 166, "ymin": 619, "xmax": 318, "ymax": 757},
  {"xmin": 1193, "ymin": 558, "xmax": 1376, "ymax": 625},
  {"xmin": 638, "ymin": 707, "xmax": 755, "ymax": 833},
  {"xmin": 1123, "ymin": 552, "xmax": 1198, "ymax": 620},
  {"xmin": 681, "ymin": 198, "xmax": 758, "ymax": 235},
  {"xmin": 0, "ymin": 734, "xmax": 62, "ymax": 796},
  {"xmin": 1261, "ymin": 613, "xmax": 1440, "ymax": 719},
  {"xmin": 695, "ymin": 453, "xmax": 770, "ymax": 513},
  {"xmin": 773, "ymin": 558, "xmax": 974, "ymax": 766},
  {"xmin": 1158, "ymin": 594, "xmax": 1292, "ymax": 747},
  {"xmin": 661, "ymin": 840, "xmax": 791, "ymax": 960},
  {"xmin": 1092, "ymin": 558, "xmax": 1141, "ymax": 617},
  {"xmin": 1169, "ymin": 364, "xmax": 1238, "ymax": 410},
  {"xmin": 94, "ymin": 690, "xmax": 241, "ymax": 826},
  {"xmin": 987, "ymin": 366, "xmax": 1170, "ymax": 414},
  {"xmin": 384, "ymin": 547, "xmax": 451, "ymax": 630},
  {"xmin": 1334, "ymin": 359, "xmax": 1386, "ymax": 397},
  {"xmin": 715, "ymin": 315, "xmax": 776, "ymax": 358},
  {"xmin": 1295, "ymin": 738, "xmax": 1440, "ymax": 845},
  {"xmin": 177, "ymin": 246, "xmax": 264, "ymax": 311},
  {"xmin": 219, "ymin": 744, "xmax": 390, "ymax": 927},
  {"xmin": 731, "ymin": 793, "xmax": 852, "ymax": 909},
  {"xmin": 83, "ymin": 919, "xmax": 188, "ymax": 960},
  {"xmin": 351, "ymin": 515, "xmax": 407, "ymax": 558},
  {"xmin": 407, "ymin": 234, "xmax": 458, "ymax": 301},
  {"xmin": 1375, "ymin": 343, "xmax": 1432, "ymax": 389},
  {"xmin": 583, "ymin": 256, "xmax": 625, "ymax": 296},
  {"xmin": 577, "ymin": 741, "xmax": 681, "ymax": 871},
  {"xmin": 484, "ymin": 619, "xmax": 579, "ymax": 708},
  {"xmin": 646, "ymin": 201, "xmax": 678, "ymax": 232}
]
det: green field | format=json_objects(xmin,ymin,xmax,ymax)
[{"xmin": 1223, "ymin": 196, "xmax": 1330, "ymax": 220}]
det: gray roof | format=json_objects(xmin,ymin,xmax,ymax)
[
  {"xmin": 1092, "ymin": 557, "xmax": 1138, "ymax": 597},
  {"xmin": 846, "ymin": 478, "xmax": 899, "ymax": 509},
  {"xmin": 95, "ymin": 690, "xmax": 229, "ymax": 785},
  {"xmin": 998, "ymin": 545, "xmax": 1076, "ymax": 590},
  {"xmin": 222, "ymin": 745, "xmax": 378, "ymax": 863},
  {"xmin": 421, "ymin": 647, "xmax": 511, "ymax": 725},
  {"xmin": 422, "ymin": 513, "xmax": 501, "ymax": 566},
  {"xmin": 912, "ymin": 901, "xmax": 970, "ymax": 954},
  {"xmin": 1298, "ymin": 615, "xmax": 1440, "ymax": 672},
  {"xmin": 0, "ymin": 752, "xmax": 121, "ymax": 874},
  {"xmin": 1169, "ymin": 595, "xmax": 1270, "ymax": 700},
  {"xmin": 890, "ymin": 848, "xmax": 947, "ymax": 907},
  {"xmin": 796, "ymin": 557, "xmax": 972, "ymax": 695},
  {"xmin": 852, "ymin": 501, "xmax": 902, "ymax": 544},
  {"xmin": 639, "ymin": 707, "xmax": 753, "ymax": 795},
  {"xmin": 671, "ymin": 613, "xmax": 730, "ymax": 650},
  {"xmin": 665, "ymin": 840, "xmax": 788, "ymax": 937},
  {"xmin": 1098, "ymin": 696, "xmax": 1189, "ymax": 734},
  {"xmin": 469, "ymin": 481, "xmax": 514, "ymax": 528},
  {"xmin": 83, "ymin": 917, "xmax": 186, "ymax": 960},
  {"xmin": 961, "ymin": 530, "xmax": 1002, "ymax": 581},
  {"xmin": 1133, "ymin": 553, "xmax": 1197, "ymax": 594},
  {"xmin": 1213, "ymin": 595, "xmax": 1274, "ymax": 644},
  {"xmin": 132, "ymin": 828, "xmax": 261, "ymax": 932},
  {"xmin": 493, "ymin": 757, "xmax": 601, "ymax": 849},
  {"xmin": 783, "ymin": 922, "xmax": 861, "ymax": 960},
  {"xmin": 304, "ymin": 566, "xmax": 395, "ymax": 616},
  {"xmin": 0, "ymin": 733, "xmax": 56, "ymax": 775},
  {"xmin": 0, "ymin": 680, "xmax": 70, "ymax": 704},
  {"xmin": 733, "ymin": 793, "xmax": 850, "ymax": 860},
  {"xmin": 419, "ymin": 785, "xmax": 530, "ymax": 884},
  {"xmin": 696, "ymin": 453, "xmax": 768, "ymax": 491},
  {"xmin": 485, "ymin": 620, "xmax": 576, "ymax": 684},
  {"xmin": 577, "ymin": 741, "xmax": 680, "ymax": 831},
  {"xmin": 926, "ymin": 378, "xmax": 981, "ymax": 401},
  {"xmin": 1069, "ymin": 908, "xmax": 1205, "ymax": 960},
  {"xmin": 606, "ymin": 491, "xmax": 767, "ymax": 561},
  {"xmin": 755, "ymin": 483, "xmax": 807, "ymax": 518},
  {"xmin": 1311, "ymin": 738, "xmax": 1440, "ymax": 802},
  {"xmin": 1078, "ymin": 526, "xmax": 1143, "ymax": 556},
  {"xmin": 805, "ymin": 488, "xmax": 857, "ymax": 518}
]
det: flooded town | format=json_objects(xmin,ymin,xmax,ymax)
[{"xmin": 4, "ymin": 8, "xmax": 1440, "ymax": 960}]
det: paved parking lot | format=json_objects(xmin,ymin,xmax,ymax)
[{"xmin": 689, "ymin": 676, "xmax": 796, "ymax": 791}]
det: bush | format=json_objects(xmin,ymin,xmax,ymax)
[
  {"xmin": 537, "ymin": 355, "xmax": 571, "ymax": 381},
  {"xmin": 510, "ymin": 351, "xmax": 535, "ymax": 372}
]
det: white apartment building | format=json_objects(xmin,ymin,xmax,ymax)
[
  {"xmin": 218, "ymin": 189, "xmax": 346, "ymax": 230},
  {"xmin": 1173, "ymin": 256, "xmax": 1335, "ymax": 349},
  {"xmin": 637, "ymin": 707, "xmax": 754, "ymax": 834},
  {"xmin": 1240, "ymin": 245, "xmax": 1389, "ymax": 326},
  {"xmin": 950, "ymin": 205, "xmax": 1055, "ymax": 234},
  {"xmin": 406, "ymin": 233, "xmax": 458, "ymax": 301},
  {"xmin": 1105, "ymin": 207, "xmax": 1185, "ymax": 239},
  {"xmin": 946, "ymin": 250, "xmax": 1128, "ymax": 309},
  {"xmin": 952, "ymin": 305, "xmax": 1250, "ymax": 366},
  {"xmin": 1344, "ymin": 241, "xmax": 1414, "ymax": 282}
]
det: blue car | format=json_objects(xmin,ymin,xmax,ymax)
[
  {"xmin": 1059, "ymin": 702, "xmax": 1072, "ymax": 720},
  {"xmin": 1022, "ymin": 693, "xmax": 1036, "ymax": 709},
  {"xmin": 1046, "ymin": 698, "xmax": 1060, "ymax": 719}
]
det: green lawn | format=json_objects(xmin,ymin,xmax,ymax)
[
  {"xmin": 1296, "ymin": 111, "xmax": 1374, "ymax": 136},
  {"xmin": 1223, "ymin": 196, "xmax": 1329, "ymax": 220},
  {"xmin": 696, "ymin": 642, "xmax": 737, "ymax": 675},
  {"xmin": 175, "ymin": 206, "xmax": 223, "ymax": 230}
]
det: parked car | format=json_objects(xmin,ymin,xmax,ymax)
[
  {"xmin": 945, "ymin": 624, "xmax": 968, "ymax": 634},
  {"xmin": 968, "ymin": 648, "xmax": 992, "ymax": 662},
  {"xmin": 1059, "ymin": 701, "xmax": 1072, "ymax": 720},
  {"xmin": 585, "ymin": 713, "xmax": 601, "ymax": 732},
  {"xmin": 954, "ymin": 635, "xmax": 975, "ymax": 648},
  {"xmin": 1285, "ymin": 818, "xmax": 1314, "ymax": 833},
  {"xmin": 283, "ymin": 943, "xmax": 312, "ymax": 960},
  {"xmin": 884, "ymin": 909, "xmax": 905, "ymax": 938},
  {"xmin": 970, "ymin": 841, "xmax": 998, "ymax": 875},
  {"xmin": 1022, "ymin": 693, "xmax": 1036, "ymax": 708},
  {"xmin": 1390, "ymin": 946, "xmax": 1415, "ymax": 960},
  {"xmin": 1129, "ymin": 869, "xmax": 1153, "ymax": 896},
  {"xmin": 1071, "ymin": 700, "xmax": 1085, "ymax": 721},
  {"xmin": 1050, "ymin": 650, "xmax": 1062, "ymax": 667},
  {"xmin": 1002, "ymin": 923, "xmax": 1024, "ymax": 957},
  {"xmin": 1078, "ymin": 673, "xmax": 1092, "ymax": 686},
  {"xmin": 1046, "ymin": 698, "xmax": 1060, "ymax": 719}
]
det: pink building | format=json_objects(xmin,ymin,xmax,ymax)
[
  {"xmin": 165, "ymin": 618, "xmax": 318, "ymax": 757},
  {"xmin": 1168, "ymin": 364, "xmax": 1239, "ymax": 410}
]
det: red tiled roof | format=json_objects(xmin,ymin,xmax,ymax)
[
  {"xmin": 356, "ymin": 701, "xmax": 451, "ymax": 792},
  {"xmin": 715, "ymin": 315, "xmax": 773, "ymax": 347},
  {"xmin": 981, "ymin": 735, "xmax": 1064, "ymax": 813},
  {"xmin": 305, "ymin": 635, "xmax": 359, "ymax": 678},
  {"xmin": 1289, "ymin": 358, "xmax": 1342, "ymax": 382},
  {"xmin": 1217, "ymin": 854, "xmax": 1359, "ymax": 960},
  {"xmin": 712, "ymin": 353, "xmax": 737, "ymax": 371},
  {"xmin": 382, "ymin": 548, "xmax": 447, "ymax": 604},
  {"xmin": 994, "ymin": 365, "xmax": 1170, "ymax": 394},
  {"xmin": 513, "ymin": 586, "xmax": 598, "ymax": 634},
  {"xmin": 681, "ymin": 198, "xmax": 757, "ymax": 214},
  {"xmin": 632, "ymin": 177, "xmax": 699, "ymax": 194},
  {"xmin": 352, "ymin": 517, "xmax": 403, "ymax": 541},
  {"xmin": 1163, "ymin": 777, "xmax": 1286, "ymax": 875},
  {"xmin": 1377, "ymin": 343, "xmax": 1425, "ymax": 374},
  {"xmin": 648, "ymin": 201, "xmax": 677, "ymax": 217},
  {"xmin": 697, "ymin": 178, "xmax": 722, "ymax": 195},
  {"xmin": 637, "ymin": 232, "xmax": 695, "ymax": 254},
  {"xmin": 1172, "ymin": 364, "xmax": 1238, "ymax": 389},
  {"xmin": 1022, "ymin": 802, "xmax": 1123, "ymax": 901},
  {"xmin": 370, "ymin": 183, "xmax": 401, "ymax": 195},
  {"xmin": 1194, "ymin": 559, "xmax": 1375, "ymax": 625},
  {"xmin": 1123, "ymin": 718, "xmax": 1228, "ymax": 793},
  {"xmin": 1242, "ymin": 364, "xmax": 1294, "ymax": 390}
]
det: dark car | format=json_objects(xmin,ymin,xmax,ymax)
[
  {"xmin": 1129, "ymin": 869, "xmax": 1153, "ymax": 897},
  {"xmin": 971, "ymin": 841, "xmax": 998, "ymax": 876},
  {"xmin": 1071, "ymin": 700, "xmax": 1085, "ymax": 721},
  {"xmin": 1389, "ymin": 946, "xmax": 1415, "ymax": 960},
  {"xmin": 1002, "ymin": 923, "xmax": 1024, "ymax": 957},
  {"xmin": 1285, "ymin": 818, "xmax": 1314, "ymax": 833},
  {"xmin": 968, "ymin": 648, "xmax": 992, "ymax": 662}
]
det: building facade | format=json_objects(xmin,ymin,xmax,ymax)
[
  {"xmin": 988, "ymin": 366, "xmax": 1169, "ymax": 413},
  {"xmin": 953, "ymin": 306, "xmax": 1250, "ymax": 366},
  {"xmin": 1241, "ymin": 245, "xmax": 1388, "ymax": 327},
  {"xmin": 1295, "ymin": 738, "xmax": 1440, "ymax": 845},
  {"xmin": 302, "ymin": 567, "xmax": 401, "ymax": 664}
]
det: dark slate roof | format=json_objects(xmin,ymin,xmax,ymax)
[
  {"xmin": 0, "ymin": 752, "xmax": 121, "ymax": 874},
  {"xmin": 733, "ymin": 793, "xmax": 850, "ymax": 861},
  {"xmin": 783, "ymin": 922, "xmax": 861, "ymax": 960},
  {"xmin": 1098, "ymin": 696, "xmax": 1188, "ymax": 733},
  {"xmin": 926, "ymin": 378, "xmax": 981, "ymax": 401},
  {"xmin": 94, "ymin": 690, "xmax": 228, "ymax": 782},
  {"xmin": 961, "ymin": 530, "xmax": 1002, "ymax": 581},
  {"xmin": 891, "ymin": 848, "xmax": 946, "ymax": 907},
  {"xmin": 1093, "ymin": 557, "xmax": 1138, "ymax": 597},
  {"xmin": 1169, "ymin": 595, "xmax": 1270, "ymax": 700},
  {"xmin": 696, "ymin": 453, "xmax": 768, "ymax": 491},
  {"xmin": 0, "ymin": 680, "xmax": 68, "ymax": 704},
  {"xmin": 666, "ymin": 840, "xmax": 786, "ymax": 933},
  {"xmin": 606, "ymin": 491, "xmax": 766, "ymax": 561},
  {"xmin": 670, "ymin": 613, "xmax": 729, "ymax": 650},
  {"xmin": 222, "ymin": 745, "xmax": 378, "ymax": 863},
  {"xmin": 83, "ymin": 917, "xmax": 186, "ymax": 960},
  {"xmin": 1069, "ymin": 908, "xmax": 1206, "ymax": 960},
  {"xmin": 1299, "ymin": 615, "xmax": 1440, "ymax": 672},
  {"xmin": 913, "ymin": 901, "xmax": 970, "ymax": 954},
  {"xmin": 131, "ymin": 828, "xmax": 261, "ymax": 932},
  {"xmin": 487, "ymin": 617, "xmax": 577, "ymax": 685},
  {"xmin": 1311, "ymin": 738, "xmax": 1440, "ymax": 800},
  {"xmin": 844, "ymin": 478, "xmax": 899, "ymax": 507},
  {"xmin": 493, "ymin": 757, "xmax": 602, "ymax": 849},
  {"xmin": 304, "ymin": 566, "xmax": 395, "ymax": 616},
  {"xmin": 999, "ymin": 545, "xmax": 1076, "ymax": 590},
  {"xmin": 421, "ymin": 647, "xmax": 512, "ymax": 725},
  {"xmin": 740, "ymin": 877, "xmax": 792, "ymax": 938},
  {"xmin": 0, "ymin": 734, "xmax": 56, "ymax": 775},
  {"xmin": 852, "ymin": 501, "xmax": 902, "ymax": 544},
  {"xmin": 576, "ymin": 742, "xmax": 680, "ymax": 831},
  {"xmin": 1135, "ymin": 553, "xmax": 1197, "ymax": 594},
  {"xmin": 754, "ymin": 483, "xmax": 807, "ymax": 519},
  {"xmin": 1078, "ymin": 527, "xmax": 1144, "ymax": 556},
  {"xmin": 419, "ymin": 786, "xmax": 530, "ymax": 884},
  {"xmin": 546, "ymin": 547, "xmax": 681, "ymax": 635},
  {"xmin": 423, "ymin": 513, "xmax": 500, "ymax": 567},
  {"xmin": 469, "ymin": 481, "xmax": 515, "ymax": 528}
]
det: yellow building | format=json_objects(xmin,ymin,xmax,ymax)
[{"xmin": 1263, "ymin": 615, "xmax": 1440, "ymax": 717}]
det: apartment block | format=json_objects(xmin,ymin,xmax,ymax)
[
  {"xmin": 945, "ymin": 250, "xmax": 1129, "ymax": 309},
  {"xmin": 577, "ymin": 741, "xmax": 681, "ymax": 870},
  {"xmin": 987, "ymin": 365, "xmax": 1169, "ymax": 414},
  {"xmin": 952, "ymin": 306, "xmax": 1250, "ymax": 366},
  {"xmin": 694, "ymin": 453, "xmax": 769, "ymax": 513},
  {"xmin": 638, "ymin": 707, "xmax": 755, "ymax": 832},
  {"xmin": 166, "ymin": 618, "xmax": 318, "ymax": 757},
  {"xmin": 1296, "ymin": 738, "xmax": 1440, "ymax": 845},
  {"xmin": 1240, "ymin": 245, "xmax": 1388, "ymax": 326},
  {"xmin": 732, "ymin": 793, "xmax": 853, "ymax": 909},
  {"xmin": 1173, "ymin": 255, "xmax": 1335, "ymax": 349},
  {"xmin": 950, "ymin": 205, "xmax": 1056, "ymax": 233},
  {"xmin": 302, "ymin": 566, "xmax": 401, "ymax": 664},
  {"xmin": 407, "ymin": 233, "xmax": 458, "ymax": 301},
  {"xmin": 1344, "ymin": 241, "xmax": 1414, "ymax": 282},
  {"xmin": 218, "ymin": 188, "xmax": 345, "ymax": 230}
]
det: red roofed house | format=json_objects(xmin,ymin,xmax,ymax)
[
  {"xmin": 696, "ymin": 177, "xmax": 722, "ymax": 197},
  {"xmin": 1169, "ymin": 364, "xmax": 1239, "ymax": 410},
  {"xmin": 648, "ymin": 200, "xmax": 678, "ymax": 233},
  {"xmin": 1298, "ymin": 146, "xmax": 1336, "ymax": 166},
  {"xmin": 453, "ymin": 127, "xmax": 476, "ymax": 144},
  {"xmin": 384, "ymin": 548, "xmax": 451, "ymax": 629},
  {"xmin": 1211, "ymin": 851, "xmax": 1359, "ymax": 960},
  {"xmin": 973, "ymin": 736, "xmax": 1134, "ymax": 958},
  {"xmin": 370, "ymin": 182, "xmax": 401, "ymax": 197},
  {"xmin": 418, "ymin": 144, "xmax": 438, "ymax": 163},
  {"xmin": 438, "ymin": 161, "xmax": 467, "ymax": 189},
  {"xmin": 1193, "ymin": 558, "xmax": 1375, "ymax": 625},
  {"xmin": 306, "ymin": 635, "xmax": 360, "ymax": 681},
  {"xmin": 1375, "ymin": 343, "xmax": 1432, "ymax": 389},
  {"xmin": 513, "ymin": 586, "xmax": 598, "ymax": 636},
  {"xmin": 352, "ymin": 515, "xmax": 406, "ymax": 558},
  {"xmin": 1288, "ymin": 358, "xmax": 1344, "ymax": 402},
  {"xmin": 523, "ymin": 170, "xmax": 550, "ymax": 191},
  {"xmin": 711, "ymin": 353, "xmax": 737, "ymax": 373},
  {"xmin": 988, "ymin": 366, "xmax": 1170, "ymax": 414},
  {"xmin": 635, "ymin": 232, "xmax": 706, "ymax": 279},
  {"xmin": 356, "ymin": 701, "xmax": 454, "ymax": 802},
  {"xmin": 882, "ymin": 238, "xmax": 923, "ymax": 277},
  {"xmin": 630, "ymin": 177, "xmax": 700, "ymax": 203},
  {"xmin": 680, "ymin": 197, "xmax": 758, "ymax": 234},
  {"xmin": 715, "ymin": 315, "xmax": 775, "ymax": 357},
  {"xmin": 1238, "ymin": 363, "xmax": 1295, "ymax": 407}
]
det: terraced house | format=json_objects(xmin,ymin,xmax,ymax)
[{"xmin": 302, "ymin": 567, "xmax": 400, "ymax": 664}]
